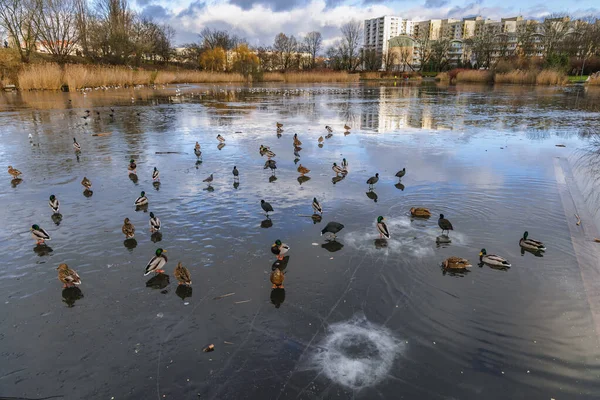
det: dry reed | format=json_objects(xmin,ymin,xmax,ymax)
[
  {"xmin": 455, "ymin": 70, "xmax": 493, "ymax": 83},
  {"xmin": 494, "ymin": 70, "xmax": 537, "ymax": 85},
  {"xmin": 588, "ymin": 76, "xmax": 600, "ymax": 86},
  {"xmin": 17, "ymin": 64, "xmax": 63, "ymax": 90},
  {"xmin": 435, "ymin": 72, "xmax": 450, "ymax": 82},
  {"xmin": 263, "ymin": 71, "xmax": 358, "ymax": 83},
  {"xmin": 535, "ymin": 70, "xmax": 568, "ymax": 85},
  {"xmin": 154, "ymin": 71, "xmax": 246, "ymax": 84}
]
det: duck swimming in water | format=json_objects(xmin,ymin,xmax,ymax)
[
  {"xmin": 149, "ymin": 212, "xmax": 161, "ymax": 232},
  {"xmin": 134, "ymin": 191, "xmax": 148, "ymax": 207},
  {"xmin": 479, "ymin": 249, "xmax": 511, "ymax": 268},
  {"xmin": 152, "ymin": 167, "xmax": 159, "ymax": 181},
  {"xmin": 122, "ymin": 218, "xmax": 135, "ymax": 238},
  {"xmin": 519, "ymin": 231, "xmax": 546, "ymax": 251},
  {"xmin": 442, "ymin": 257, "xmax": 472, "ymax": 270}
]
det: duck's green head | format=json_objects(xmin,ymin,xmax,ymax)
[
  {"xmin": 73, "ymin": 138, "xmax": 77, "ymax": 142},
  {"xmin": 275, "ymin": 239, "xmax": 282, "ymax": 246},
  {"xmin": 377, "ymin": 216, "xmax": 384, "ymax": 223},
  {"xmin": 154, "ymin": 167, "xmax": 157, "ymax": 171},
  {"xmin": 313, "ymin": 197, "xmax": 317, "ymax": 202},
  {"xmin": 333, "ymin": 162, "xmax": 337, "ymax": 166},
  {"xmin": 49, "ymin": 195, "xmax": 55, "ymax": 201},
  {"xmin": 523, "ymin": 231, "xmax": 529, "ymax": 239},
  {"xmin": 31, "ymin": 224, "xmax": 40, "ymax": 230},
  {"xmin": 130, "ymin": 159, "xmax": 135, "ymax": 163},
  {"xmin": 140, "ymin": 191, "xmax": 145, "ymax": 197},
  {"xmin": 156, "ymin": 248, "xmax": 165, "ymax": 256},
  {"xmin": 343, "ymin": 158, "xmax": 347, "ymax": 162},
  {"xmin": 480, "ymin": 248, "xmax": 487, "ymax": 256},
  {"xmin": 150, "ymin": 212, "xmax": 155, "ymax": 218}
]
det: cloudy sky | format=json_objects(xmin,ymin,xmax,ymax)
[{"xmin": 134, "ymin": 0, "xmax": 599, "ymax": 47}]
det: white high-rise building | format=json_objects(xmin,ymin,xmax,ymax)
[{"xmin": 364, "ymin": 16, "xmax": 414, "ymax": 55}]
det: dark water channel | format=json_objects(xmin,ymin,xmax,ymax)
[{"xmin": 1, "ymin": 83, "xmax": 600, "ymax": 399}]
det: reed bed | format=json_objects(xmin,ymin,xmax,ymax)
[
  {"xmin": 535, "ymin": 70, "xmax": 568, "ymax": 85},
  {"xmin": 263, "ymin": 71, "xmax": 358, "ymax": 83},
  {"xmin": 456, "ymin": 70, "xmax": 494, "ymax": 83},
  {"xmin": 17, "ymin": 64, "xmax": 63, "ymax": 90},
  {"xmin": 494, "ymin": 70, "xmax": 537, "ymax": 85},
  {"xmin": 154, "ymin": 71, "xmax": 246, "ymax": 84},
  {"xmin": 435, "ymin": 72, "xmax": 450, "ymax": 82},
  {"xmin": 588, "ymin": 75, "xmax": 600, "ymax": 86}
]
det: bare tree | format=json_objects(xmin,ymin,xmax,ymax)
[
  {"xmin": 563, "ymin": 16, "xmax": 599, "ymax": 75},
  {"xmin": 200, "ymin": 27, "xmax": 240, "ymax": 51},
  {"xmin": 470, "ymin": 30, "xmax": 495, "ymax": 69},
  {"xmin": 430, "ymin": 38, "xmax": 450, "ymax": 70},
  {"xmin": 516, "ymin": 20, "xmax": 540, "ymax": 57},
  {"xmin": 33, "ymin": 0, "xmax": 79, "ymax": 63},
  {"xmin": 0, "ymin": 0, "xmax": 40, "ymax": 62},
  {"xmin": 340, "ymin": 20, "xmax": 362, "ymax": 71},
  {"xmin": 382, "ymin": 51, "xmax": 397, "ymax": 72},
  {"xmin": 302, "ymin": 31, "xmax": 322, "ymax": 68},
  {"xmin": 414, "ymin": 34, "xmax": 432, "ymax": 71},
  {"xmin": 362, "ymin": 49, "xmax": 380, "ymax": 71},
  {"xmin": 397, "ymin": 46, "xmax": 415, "ymax": 71},
  {"xmin": 273, "ymin": 33, "xmax": 297, "ymax": 70},
  {"xmin": 541, "ymin": 14, "xmax": 570, "ymax": 58}
]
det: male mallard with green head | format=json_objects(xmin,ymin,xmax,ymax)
[
  {"xmin": 134, "ymin": 191, "xmax": 148, "ymax": 207},
  {"xmin": 49, "ymin": 195, "xmax": 60, "ymax": 214},
  {"xmin": 144, "ymin": 248, "xmax": 167, "ymax": 275},
  {"xmin": 271, "ymin": 240, "xmax": 290, "ymax": 261},
  {"xmin": 31, "ymin": 224, "xmax": 50, "ymax": 245},
  {"xmin": 519, "ymin": 231, "xmax": 546, "ymax": 251},
  {"xmin": 376, "ymin": 216, "xmax": 390, "ymax": 239}
]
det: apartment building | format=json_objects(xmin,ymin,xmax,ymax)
[{"xmin": 364, "ymin": 15, "xmax": 415, "ymax": 55}]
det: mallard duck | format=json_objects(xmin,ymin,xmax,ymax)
[
  {"xmin": 297, "ymin": 164, "xmax": 310, "ymax": 176},
  {"xmin": 276, "ymin": 122, "xmax": 283, "ymax": 129},
  {"xmin": 519, "ymin": 231, "xmax": 546, "ymax": 251},
  {"xmin": 395, "ymin": 168, "xmax": 406, "ymax": 179},
  {"xmin": 194, "ymin": 141, "xmax": 201, "ymax": 151},
  {"xmin": 318, "ymin": 136, "xmax": 324, "ymax": 144},
  {"xmin": 174, "ymin": 262, "xmax": 192, "ymax": 285},
  {"xmin": 49, "ymin": 195, "xmax": 60, "ymax": 214},
  {"xmin": 312, "ymin": 197, "xmax": 322, "ymax": 214},
  {"xmin": 325, "ymin": 133, "xmax": 333, "ymax": 139},
  {"xmin": 203, "ymin": 174, "xmax": 213, "ymax": 184},
  {"xmin": 144, "ymin": 248, "xmax": 168, "ymax": 275},
  {"xmin": 367, "ymin": 173, "xmax": 379, "ymax": 188},
  {"xmin": 438, "ymin": 214, "xmax": 453, "ymax": 235},
  {"xmin": 293, "ymin": 134, "xmax": 302, "ymax": 147},
  {"xmin": 321, "ymin": 221, "xmax": 344, "ymax": 239},
  {"xmin": 410, "ymin": 207, "xmax": 431, "ymax": 218},
  {"xmin": 149, "ymin": 212, "xmax": 161, "ymax": 232},
  {"xmin": 134, "ymin": 191, "xmax": 148, "ymax": 207},
  {"xmin": 332, "ymin": 163, "xmax": 345, "ymax": 176},
  {"xmin": 479, "ymin": 249, "xmax": 511, "ymax": 267},
  {"xmin": 376, "ymin": 216, "xmax": 390, "ymax": 239},
  {"xmin": 261, "ymin": 200, "xmax": 274, "ymax": 216},
  {"xmin": 73, "ymin": 138, "xmax": 81, "ymax": 152},
  {"xmin": 259, "ymin": 145, "xmax": 270, "ymax": 155},
  {"xmin": 81, "ymin": 176, "xmax": 92, "ymax": 189},
  {"xmin": 216, "ymin": 134, "xmax": 225, "ymax": 143},
  {"xmin": 8, "ymin": 166, "xmax": 21, "ymax": 179},
  {"xmin": 270, "ymin": 268, "xmax": 284, "ymax": 288},
  {"xmin": 194, "ymin": 148, "xmax": 202, "ymax": 158},
  {"xmin": 271, "ymin": 240, "xmax": 290, "ymax": 260},
  {"xmin": 152, "ymin": 167, "xmax": 159, "ymax": 181},
  {"xmin": 341, "ymin": 158, "xmax": 348, "ymax": 170},
  {"xmin": 263, "ymin": 148, "xmax": 276, "ymax": 159},
  {"xmin": 344, "ymin": 124, "xmax": 351, "ymax": 131},
  {"xmin": 442, "ymin": 257, "xmax": 472, "ymax": 270},
  {"xmin": 325, "ymin": 125, "xmax": 333, "ymax": 133},
  {"xmin": 128, "ymin": 159, "xmax": 137, "ymax": 174},
  {"xmin": 57, "ymin": 263, "xmax": 81, "ymax": 288},
  {"xmin": 122, "ymin": 218, "xmax": 135, "ymax": 238},
  {"xmin": 31, "ymin": 224, "xmax": 50, "ymax": 244},
  {"xmin": 232, "ymin": 166, "xmax": 239, "ymax": 180}
]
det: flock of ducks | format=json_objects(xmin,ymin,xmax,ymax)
[{"xmin": 10, "ymin": 119, "xmax": 548, "ymax": 302}]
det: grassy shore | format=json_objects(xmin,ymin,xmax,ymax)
[{"xmin": 9, "ymin": 63, "xmax": 358, "ymax": 91}]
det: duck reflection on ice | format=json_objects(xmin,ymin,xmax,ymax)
[
  {"xmin": 128, "ymin": 173, "xmax": 138, "ymax": 184},
  {"xmin": 395, "ymin": 182, "xmax": 405, "ymax": 191},
  {"xmin": 436, "ymin": 235, "xmax": 452, "ymax": 247},
  {"xmin": 151, "ymin": 232, "xmax": 163, "ymax": 243},
  {"xmin": 203, "ymin": 185, "xmax": 214, "ymax": 192},
  {"xmin": 272, "ymin": 255, "xmax": 290, "ymax": 272},
  {"xmin": 321, "ymin": 241, "xmax": 344, "ymax": 252},
  {"xmin": 51, "ymin": 213, "xmax": 63, "ymax": 226},
  {"xmin": 217, "ymin": 143, "xmax": 226, "ymax": 151},
  {"xmin": 311, "ymin": 214, "xmax": 322, "ymax": 224},
  {"xmin": 297, "ymin": 176, "xmax": 311, "ymax": 185},
  {"xmin": 83, "ymin": 189, "xmax": 93, "ymax": 198},
  {"xmin": 270, "ymin": 288, "xmax": 285, "ymax": 308},
  {"xmin": 176, "ymin": 285, "xmax": 193, "ymax": 301},
  {"xmin": 33, "ymin": 244, "xmax": 53, "ymax": 256},
  {"xmin": 374, "ymin": 238, "xmax": 388, "ymax": 249},
  {"xmin": 195, "ymin": 160, "xmax": 202, "ymax": 169},
  {"xmin": 261, "ymin": 218, "xmax": 273, "ymax": 229},
  {"xmin": 521, "ymin": 247, "xmax": 544, "ymax": 257},
  {"xmin": 153, "ymin": 181, "xmax": 161, "ymax": 191},
  {"xmin": 123, "ymin": 238, "xmax": 138, "ymax": 250},
  {"xmin": 332, "ymin": 175, "xmax": 345, "ymax": 185},
  {"xmin": 146, "ymin": 273, "xmax": 170, "ymax": 290},
  {"xmin": 135, "ymin": 203, "xmax": 148, "ymax": 212},
  {"xmin": 10, "ymin": 178, "xmax": 22, "ymax": 188},
  {"xmin": 366, "ymin": 190, "xmax": 378, "ymax": 202},
  {"xmin": 269, "ymin": 175, "xmax": 277, "ymax": 183},
  {"xmin": 62, "ymin": 287, "xmax": 84, "ymax": 308},
  {"xmin": 233, "ymin": 181, "xmax": 240, "ymax": 190}
]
